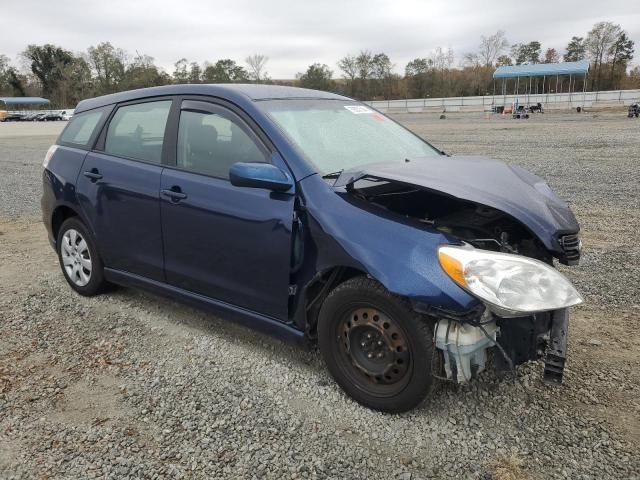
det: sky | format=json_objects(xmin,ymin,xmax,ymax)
[{"xmin": 2, "ymin": 0, "xmax": 639, "ymax": 78}]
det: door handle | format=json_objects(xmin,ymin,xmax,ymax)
[
  {"xmin": 161, "ymin": 188, "xmax": 188, "ymax": 201},
  {"xmin": 83, "ymin": 170, "xmax": 103, "ymax": 182}
]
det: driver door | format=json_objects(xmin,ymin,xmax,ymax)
[{"xmin": 160, "ymin": 99, "xmax": 295, "ymax": 320}]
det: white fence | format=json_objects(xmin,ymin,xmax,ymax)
[{"xmin": 367, "ymin": 89, "xmax": 640, "ymax": 113}]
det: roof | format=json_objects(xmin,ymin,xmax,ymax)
[
  {"xmin": 75, "ymin": 84, "xmax": 350, "ymax": 114},
  {"xmin": 493, "ymin": 60, "xmax": 590, "ymax": 79},
  {"xmin": 0, "ymin": 96, "xmax": 50, "ymax": 106}
]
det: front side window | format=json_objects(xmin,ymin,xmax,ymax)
[
  {"xmin": 105, "ymin": 100, "xmax": 172, "ymax": 163},
  {"xmin": 259, "ymin": 100, "xmax": 440, "ymax": 175},
  {"xmin": 59, "ymin": 108, "xmax": 105, "ymax": 146},
  {"xmin": 177, "ymin": 107, "xmax": 268, "ymax": 179}
]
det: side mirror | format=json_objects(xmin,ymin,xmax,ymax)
[{"xmin": 229, "ymin": 162, "xmax": 293, "ymax": 193}]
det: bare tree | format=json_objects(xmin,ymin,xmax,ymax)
[
  {"xmin": 543, "ymin": 48, "xmax": 560, "ymax": 64},
  {"xmin": 337, "ymin": 54, "xmax": 358, "ymax": 96},
  {"xmin": 478, "ymin": 30, "xmax": 509, "ymax": 67},
  {"xmin": 585, "ymin": 21, "xmax": 622, "ymax": 89},
  {"xmin": 245, "ymin": 54, "xmax": 269, "ymax": 82},
  {"xmin": 430, "ymin": 47, "xmax": 454, "ymax": 72},
  {"xmin": 355, "ymin": 50, "xmax": 374, "ymax": 80},
  {"xmin": 462, "ymin": 52, "xmax": 481, "ymax": 68}
]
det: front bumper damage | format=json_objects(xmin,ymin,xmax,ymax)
[{"xmin": 433, "ymin": 308, "xmax": 569, "ymax": 384}]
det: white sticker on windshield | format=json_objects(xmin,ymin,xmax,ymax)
[{"xmin": 344, "ymin": 105, "xmax": 373, "ymax": 114}]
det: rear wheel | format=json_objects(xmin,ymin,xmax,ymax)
[
  {"xmin": 317, "ymin": 277, "xmax": 435, "ymax": 412},
  {"xmin": 57, "ymin": 217, "xmax": 107, "ymax": 296}
]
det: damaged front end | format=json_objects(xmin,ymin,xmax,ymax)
[
  {"xmin": 334, "ymin": 156, "xmax": 583, "ymax": 384},
  {"xmin": 433, "ymin": 308, "xmax": 570, "ymax": 385}
]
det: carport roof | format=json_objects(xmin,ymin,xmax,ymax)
[
  {"xmin": 493, "ymin": 60, "xmax": 590, "ymax": 79},
  {"xmin": 0, "ymin": 96, "xmax": 50, "ymax": 106}
]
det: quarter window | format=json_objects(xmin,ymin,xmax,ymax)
[
  {"xmin": 59, "ymin": 108, "xmax": 105, "ymax": 146},
  {"xmin": 177, "ymin": 108, "xmax": 269, "ymax": 179},
  {"xmin": 105, "ymin": 100, "xmax": 172, "ymax": 163}
]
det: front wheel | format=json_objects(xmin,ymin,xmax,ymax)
[{"xmin": 317, "ymin": 277, "xmax": 435, "ymax": 412}]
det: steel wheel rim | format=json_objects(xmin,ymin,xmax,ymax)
[
  {"xmin": 337, "ymin": 306, "xmax": 412, "ymax": 396},
  {"xmin": 61, "ymin": 229, "xmax": 92, "ymax": 287}
]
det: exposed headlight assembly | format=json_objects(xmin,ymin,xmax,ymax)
[{"xmin": 438, "ymin": 245, "xmax": 583, "ymax": 315}]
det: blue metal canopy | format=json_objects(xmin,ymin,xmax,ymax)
[
  {"xmin": 493, "ymin": 60, "xmax": 590, "ymax": 79},
  {"xmin": 0, "ymin": 96, "xmax": 50, "ymax": 106}
]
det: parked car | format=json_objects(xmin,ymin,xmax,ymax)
[
  {"xmin": 24, "ymin": 112, "xmax": 43, "ymax": 121},
  {"xmin": 39, "ymin": 112, "xmax": 64, "ymax": 121},
  {"xmin": 42, "ymin": 85, "xmax": 583, "ymax": 412},
  {"xmin": 2, "ymin": 112, "xmax": 25, "ymax": 122}
]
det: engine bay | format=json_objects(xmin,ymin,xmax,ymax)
[{"xmin": 347, "ymin": 178, "xmax": 553, "ymax": 263}]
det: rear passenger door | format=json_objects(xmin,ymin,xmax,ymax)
[
  {"xmin": 76, "ymin": 98, "xmax": 173, "ymax": 281},
  {"xmin": 160, "ymin": 99, "xmax": 295, "ymax": 320}
]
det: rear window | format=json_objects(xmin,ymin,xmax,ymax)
[
  {"xmin": 58, "ymin": 108, "xmax": 105, "ymax": 147},
  {"xmin": 104, "ymin": 101, "xmax": 172, "ymax": 164}
]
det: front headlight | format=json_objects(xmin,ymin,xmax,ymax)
[{"xmin": 438, "ymin": 245, "xmax": 583, "ymax": 314}]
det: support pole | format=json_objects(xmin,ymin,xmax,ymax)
[
  {"xmin": 569, "ymin": 73, "xmax": 573, "ymax": 106},
  {"xmin": 492, "ymin": 78, "xmax": 496, "ymax": 111}
]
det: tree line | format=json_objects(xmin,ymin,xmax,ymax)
[{"xmin": 0, "ymin": 21, "xmax": 637, "ymax": 108}]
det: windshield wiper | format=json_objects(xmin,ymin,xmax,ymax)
[{"xmin": 322, "ymin": 170, "xmax": 344, "ymax": 179}]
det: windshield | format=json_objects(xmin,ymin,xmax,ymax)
[{"xmin": 259, "ymin": 100, "xmax": 440, "ymax": 175}]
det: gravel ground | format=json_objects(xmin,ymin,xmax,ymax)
[
  {"xmin": 0, "ymin": 122, "xmax": 61, "ymax": 217},
  {"xmin": 0, "ymin": 113, "xmax": 639, "ymax": 479}
]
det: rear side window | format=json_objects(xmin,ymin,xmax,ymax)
[
  {"xmin": 105, "ymin": 100, "xmax": 172, "ymax": 164},
  {"xmin": 59, "ymin": 109, "xmax": 105, "ymax": 147},
  {"xmin": 177, "ymin": 108, "xmax": 268, "ymax": 179}
]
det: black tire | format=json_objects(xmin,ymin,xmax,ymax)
[
  {"xmin": 56, "ymin": 217, "xmax": 107, "ymax": 296},
  {"xmin": 317, "ymin": 276, "xmax": 435, "ymax": 413}
]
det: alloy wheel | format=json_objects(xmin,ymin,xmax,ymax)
[{"xmin": 61, "ymin": 229, "xmax": 92, "ymax": 287}]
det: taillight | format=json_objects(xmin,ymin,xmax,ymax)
[{"xmin": 43, "ymin": 145, "xmax": 58, "ymax": 169}]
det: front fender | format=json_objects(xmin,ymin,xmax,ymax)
[{"xmin": 297, "ymin": 175, "xmax": 481, "ymax": 317}]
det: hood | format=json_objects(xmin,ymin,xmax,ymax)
[{"xmin": 334, "ymin": 156, "xmax": 579, "ymax": 252}]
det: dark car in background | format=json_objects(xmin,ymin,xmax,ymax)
[
  {"xmin": 2, "ymin": 112, "xmax": 26, "ymax": 122},
  {"xmin": 0, "ymin": 112, "xmax": 65, "ymax": 122},
  {"xmin": 37, "ymin": 112, "xmax": 64, "ymax": 121},
  {"xmin": 41, "ymin": 85, "xmax": 583, "ymax": 412}
]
